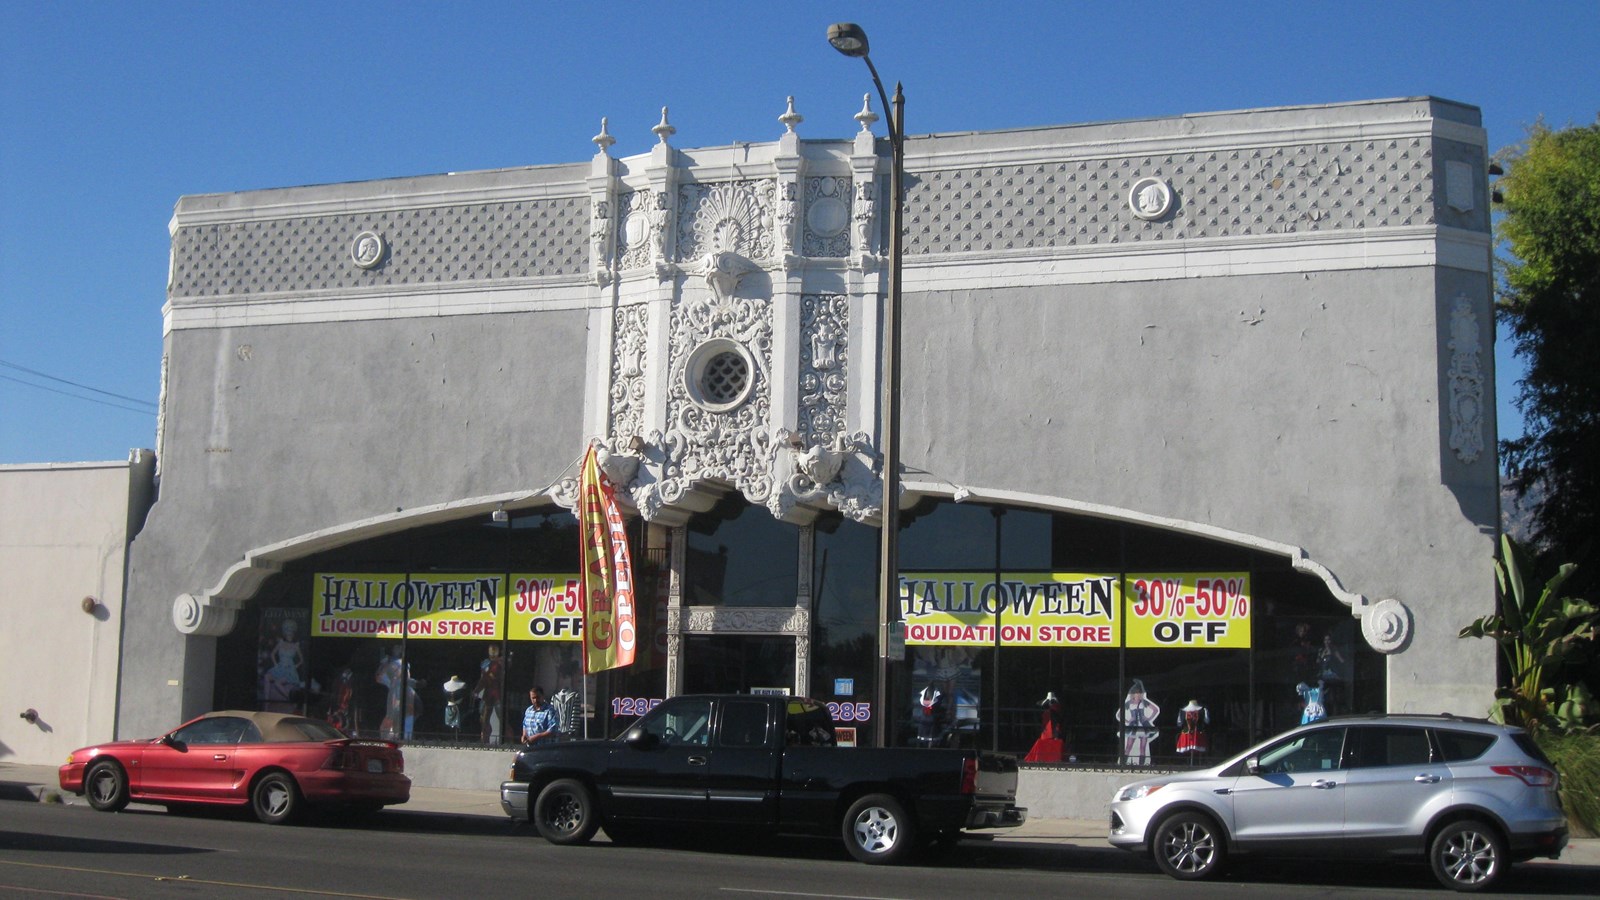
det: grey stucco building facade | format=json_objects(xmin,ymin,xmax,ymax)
[{"xmin": 119, "ymin": 96, "xmax": 1498, "ymax": 778}]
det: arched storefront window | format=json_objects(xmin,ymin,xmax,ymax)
[
  {"xmin": 895, "ymin": 499, "xmax": 1384, "ymax": 765},
  {"xmin": 211, "ymin": 508, "xmax": 670, "ymax": 747}
]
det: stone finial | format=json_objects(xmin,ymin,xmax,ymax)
[
  {"xmin": 593, "ymin": 117, "xmax": 616, "ymax": 154},
  {"xmin": 779, "ymin": 96, "xmax": 803, "ymax": 134},
  {"xmin": 854, "ymin": 94, "xmax": 879, "ymax": 133},
  {"xmin": 652, "ymin": 107, "xmax": 676, "ymax": 145}
]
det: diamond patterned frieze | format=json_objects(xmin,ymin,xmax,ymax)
[
  {"xmin": 169, "ymin": 197, "xmax": 589, "ymax": 298},
  {"xmin": 903, "ymin": 138, "xmax": 1436, "ymax": 255}
]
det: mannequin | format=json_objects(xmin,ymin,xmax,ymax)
[
  {"xmin": 1175, "ymin": 699, "xmax": 1210, "ymax": 756},
  {"xmin": 1023, "ymin": 691, "xmax": 1066, "ymax": 763},
  {"xmin": 474, "ymin": 643, "xmax": 505, "ymax": 744},
  {"xmin": 1116, "ymin": 679, "xmax": 1160, "ymax": 765}
]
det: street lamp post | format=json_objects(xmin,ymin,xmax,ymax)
[{"xmin": 828, "ymin": 22, "xmax": 904, "ymax": 749}]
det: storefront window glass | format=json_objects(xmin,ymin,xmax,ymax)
[
  {"xmin": 812, "ymin": 513, "xmax": 879, "ymax": 727},
  {"xmin": 683, "ymin": 495, "xmax": 799, "ymax": 607}
]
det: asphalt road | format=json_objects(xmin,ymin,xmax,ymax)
[{"xmin": 2, "ymin": 801, "xmax": 1596, "ymax": 899}]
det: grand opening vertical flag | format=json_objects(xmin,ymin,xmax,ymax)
[{"xmin": 578, "ymin": 446, "xmax": 637, "ymax": 673}]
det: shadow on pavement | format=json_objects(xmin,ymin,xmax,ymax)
[{"xmin": 0, "ymin": 829, "xmax": 216, "ymax": 857}]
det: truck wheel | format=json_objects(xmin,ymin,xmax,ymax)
[
  {"xmin": 251, "ymin": 772, "xmax": 302, "ymax": 825},
  {"xmin": 1151, "ymin": 811, "xmax": 1226, "ymax": 880},
  {"xmin": 843, "ymin": 793, "xmax": 916, "ymax": 864},
  {"xmin": 1430, "ymin": 819, "xmax": 1505, "ymax": 892},
  {"xmin": 85, "ymin": 761, "xmax": 130, "ymax": 812},
  {"xmin": 534, "ymin": 778, "xmax": 599, "ymax": 845}
]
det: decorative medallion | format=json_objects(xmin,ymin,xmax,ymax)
[
  {"xmin": 1361, "ymin": 598, "xmax": 1412, "ymax": 654},
  {"xmin": 351, "ymin": 231, "xmax": 387, "ymax": 269},
  {"xmin": 1128, "ymin": 177, "xmax": 1174, "ymax": 220},
  {"xmin": 804, "ymin": 176, "xmax": 851, "ymax": 258}
]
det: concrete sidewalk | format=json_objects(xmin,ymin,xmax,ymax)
[{"xmin": 3, "ymin": 760, "xmax": 1589, "ymax": 864}]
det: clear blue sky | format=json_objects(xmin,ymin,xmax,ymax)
[{"xmin": 3, "ymin": 1, "xmax": 1596, "ymax": 465}]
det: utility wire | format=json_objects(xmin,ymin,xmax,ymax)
[
  {"xmin": 0, "ymin": 372, "xmax": 156, "ymax": 416},
  {"xmin": 0, "ymin": 358, "xmax": 157, "ymax": 410}
]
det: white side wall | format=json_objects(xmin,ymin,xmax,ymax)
[{"xmin": 0, "ymin": 455, "xmax": 154, "ymax": 763}]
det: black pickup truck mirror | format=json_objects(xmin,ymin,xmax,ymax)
[{"xmin": 623, "ymin": 726, "xmax": 659, "ymax": 750}]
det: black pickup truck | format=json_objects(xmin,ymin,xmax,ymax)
[{"xmin": 500, "ymin": 694, "xmax": 1026, "ymax": 863}]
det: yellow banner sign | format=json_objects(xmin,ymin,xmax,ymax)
[
  {"xmin": 899, "ymin": 572, "xmax": 1119, "ymax": 647},
  {"xmin": 313, "ymin": 573, "xmax": 502, "ymax": 639},
  {"xmin": 507, "ymin": 574, "xmax": 585, "ymax": 641},
  {"xmin": 1123, "ymin": 573, "xmax": 1251, "ymax": 648}
]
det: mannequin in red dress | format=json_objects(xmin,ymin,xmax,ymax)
[{"xmin": 1024, "ymin": 691, "xmax": 1066, "ymax": 762}]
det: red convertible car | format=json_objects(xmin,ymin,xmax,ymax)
[{"xmin": 59, "ymin": 710, "xmax": 410, "ymax": 824}]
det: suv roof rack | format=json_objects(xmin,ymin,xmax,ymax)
[{"xmin": 1323, "ymin": 711, "xmax": 1493, "ymax": 724}]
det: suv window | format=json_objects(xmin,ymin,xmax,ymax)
[
  {"xmin": 1254, "ymin": 727, "xmax": 1346, "ymax": 774},
  {"xmin": 1433, "ymin": 729, "xmax": 1497, "ymax": 762},
  {"xmin": 1345, "ymin": 725, "xmax": 1433, "ymax": 768},
  {"xmin": 1509, "ymin": 732, "xmax": 1554, "ymax": 766}
]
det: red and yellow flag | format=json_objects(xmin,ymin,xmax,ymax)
[{"xmin": 578, "ymin": 446, "xmax": 637, "ymax": 673}]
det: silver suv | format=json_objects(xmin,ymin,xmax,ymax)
[{"xmin": 1108, "ymin": 714, "xmax": 1568, "ymax": 891}]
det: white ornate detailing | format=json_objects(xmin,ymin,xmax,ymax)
[
  {"xmin": 618, "ymin": 189, "xmax": 655, "ymax": 271},
  {"xmin": 685, "ymin": 337, "xmax": 757, "ymax": 413},
  {"xmin": 1360, "ymin": 598, "xmax": 1413, "ymax": 653},
  {"xmin": 696, "ymin": 250, "xmax": 763, "ymax": 303},
  {"xmin": 777, "ymin": 180, "xmax": 799, "ymax": 256},
  {"xmin": 592, "ymin": 116, "xmax": 616, "ymax": 154},
  {"xmin": 1445, "ymin": 160, "xmax": 1474, "ymax": 213},
  {"xmin": 595, "ymin": 442, "xmax": 641, "ymax": 490},
  {"xmin": 779, "ymin": 96, "xmax": 803, "ymax": 134},
  {"xmin": 351, "ymin": 231, "xmax": 386, "ymax": 269},
  {"xmin": 852, "ymin": 178, "xmax": 878, "ymax": 262},
  {"xmin": 173, "ymin": 592, "xmax": 240, "ymax": 636},
  {"xmin": 1128, "ymin": 177, "xmax": 1174, "ymax": 220},
  {"xmin": 628, "ymin": 242, "xmax": 775, "ymax": 521},
  {"xmin": 1447, "ymin": 294, "xmax": 1485, "ymax": 464},
  {"xmin": 794, "ymin": 442, "xmax": 844, "ymax": 486},
  {"xmin": 804, "ymin": 177, "xmax": 852, "ymax": 258},
  {"xmin": 683, "ymin": 606, "xmax": 809, "ymax": 635},
  {"xmin": 590, "ymin": 198, "xmax": 613, "ymax": 284},
  {"xmin": 854, "ymin": 94, "xmax": 879, "ymax": 133},
  {"xmin": 610, "ymin": 302, "xmax": 649, "ymax": 439},
  {"xmin": 652, "ymin": 107, "xmax": 675, "ymax": 145},
  {"xmin": 678, "ymin": 180, "xmax": 776, "ymax": 263}
]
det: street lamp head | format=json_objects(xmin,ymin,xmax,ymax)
[{"xmin": 827, "ymin": 22, "xmax": 870, "ymax": 57}]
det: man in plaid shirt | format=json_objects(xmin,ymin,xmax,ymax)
[{"xmin": 521, "ymin": 685, "xmax": 560, "ymax": 745}]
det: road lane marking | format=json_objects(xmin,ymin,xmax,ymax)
[
  {"xmin": 3, "ymin": 858, "xmax": 412, "ymax": 890},
  {"xmin": 721, "ymin": 890, "xmax": 917, "ymax": 900}
]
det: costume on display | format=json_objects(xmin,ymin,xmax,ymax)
[
  {"xmin": 1116, "ymin": 680, "xmax": 1161, "ymax": 765},
  {"xmin": 914, "ymin": 685, "xmax": 948, "ymax": 747},
  {"xmin": 1175, "ymin": 699, "xmax": 1209, "ymax": 756},
  {"xmin": 474, "ymin": 644, "xmax": 504, "ymax": 744},
  {"xmin": 443, "ymin": 675, "xmax": 468, "ymax": 739},
  {"xmin": 374, "ymin": 649, "xmax": 405, "ymax": 739},
  {"xmin": 326, "ymin": 667, "xmax": 357, "ymax": 735},
  {"xmin": 1024, "ymin": 691, "xmax": 1066, "ymax": 763},
  {"xmin": 1297, "ymin": 680, "xmax": 1327, "ymax": 724}
]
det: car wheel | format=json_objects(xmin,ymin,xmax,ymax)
[
  {"xmin": 251, "ymin": 772, "xmax": 302, "ymax": 825},
  {"xmin": 843, "ymin": 793, "xmax": 917, "ymax": 864},
  {"xmin": 533, "ymin": 778, "xmax": 599, "ymax": 845},
  {"xmin": 1430, "ymin": 819, "xmax": 1506, "ymax": 892},
  {"xmin": 1151, "ymin": 811, "xmax": 1227, "ymax": 880},
  {"xmin": 85, "ymin": 760, "xmax": 129, "ymax": 813}
]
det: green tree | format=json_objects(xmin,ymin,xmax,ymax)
[{"xmin": 1496, "ymin": 119, "xmax": 1600, "ymax": 599}]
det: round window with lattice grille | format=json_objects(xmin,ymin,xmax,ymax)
[{"xmin": 685, "ymin": 339, "xmax": 756, "ymax": 412}]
